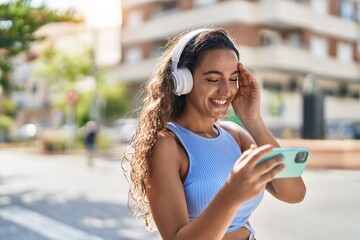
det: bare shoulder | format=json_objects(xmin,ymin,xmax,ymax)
[
  {"xmin": 218, "ymin": 120, "xmax": 256, "ymax": 151},
  {"xmin": 154, "ymin": 129, "xmax": 182, "ymax": 155},
  {"xmin": 151, "ymin": 128, "xmax": 184, "ymax": 170}
]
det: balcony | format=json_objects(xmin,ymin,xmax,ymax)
[
  {"xmin": 258, "ymin": 0, "xmax": 359, "ymax": 40},
  {"xmin": 109, "ymin": 44, "xmax": 360, "ymax": 83},
  {"xmin": 107, "ymin": 57, "xmax": 158, "ymax": 83},
  {"xmin": 242, "ymin": 44, "xmax": 360, "ymax": 80},
  {"xmin": 122, "ymin": 0, "xmax": 360, "ymax": 45}
]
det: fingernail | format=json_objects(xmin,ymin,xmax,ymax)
[{"xmin": 280, "ymin": 154, "xmax": 285, "ymax": 160}]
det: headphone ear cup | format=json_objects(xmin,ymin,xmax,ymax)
[{"xmin": 172, "ymin": 67, "xmax": 193, "ymax": 96}]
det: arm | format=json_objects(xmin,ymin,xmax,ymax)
[
  {"xmin": 242, "ymin": 118, "xmax": 306, "ymax": 203},
  {"xmin": 147, "ymin": 131, "xmax": 283, "ymax": 240},
  {"xmin": 147, "ymin": 131, "xmax": 236, "ymax": 240},
  {"xmin": 231, "ymin": 63, "xmax": 306, "ymax": 203}
]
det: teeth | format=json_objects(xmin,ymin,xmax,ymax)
[{"xmin": 213, "ymin": 99, "xmax": 227, "ymax": 105}]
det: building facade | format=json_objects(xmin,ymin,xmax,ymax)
[{"xmin": 114, "ymin": 0, "xmax": 360, "ymax": 138}]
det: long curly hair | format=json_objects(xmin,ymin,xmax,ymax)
[{"xmin": 125, "ymin": 28, "xmax": 239, "ymax": 229}]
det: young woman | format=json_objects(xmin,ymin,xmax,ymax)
[{"xmin": 126, "ymin": 28, "xmax": 306, "ymax": 240}]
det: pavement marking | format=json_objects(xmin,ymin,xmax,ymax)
[{"xmin": 0, "ymin": 206, "xmax": 105, "ymax": 240}]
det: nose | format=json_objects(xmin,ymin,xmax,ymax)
[{"xmin": 218, "ymin": 80, "xmax": 230, "ymax": 96}]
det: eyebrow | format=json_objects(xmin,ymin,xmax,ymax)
[{"xmin": 203, "ymin": 70, "xmax": 239, "ymax": 76}]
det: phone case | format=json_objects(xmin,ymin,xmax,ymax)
[{"xmin": 258, "ymin": 147, "xmax": 310, "ymax": 178}]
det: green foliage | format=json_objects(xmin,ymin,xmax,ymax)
[
  {"xmin": 32, "ymin": 47, "xmax": 132, "ymax": 127},
  {"xmin": 225, "ymin": 106, "xmax": 242, "ymax": 126},
  {"xmin": 0, "ymin": 0, "xmax": 78, "ymax": 96},
  {"xmin": 33, "ymin": 48, "xmax": 93, "ymax": 84},
  {"xmin": 33, "ymin": 48, "xmax": 94, "ymax": 127},
  {"xmin": 0, "ymin": 0, "xmax": 77, "ymax": 55},
  {"xmin": 0, "ymin": 97, "xmax": 17, "ymax": 116},
  {"xmin": 96, "ymin": 130, "xmax": 114, "ymax": 151},
  {"xmin": 73, "ymin": 83, "xmax": 132, "ymax": 127},
  {"xmin": 75, "ymin": 92, "xmax": 92, "ymax": 127},
  {"xmin": 0, "ymin": 57, "xmax": 13, "ymax": 94},
  {"xmin": 100, "ymin": 82, "xmax": 132, "ymax": 123},
  {"xmin": 0, "ymin": 114, "xmax": 14, "ymax": 135}
]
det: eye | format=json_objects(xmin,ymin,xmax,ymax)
[
  {"xmin": 229, "ymin": 77, "xmax": 239, "ymax": 82},
  {"xmin": 206, "ymin": 79, "xmax": 219, "ymax": 83}
]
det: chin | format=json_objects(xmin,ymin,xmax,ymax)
[{"xmin": 213, "ymin": 112, "xmax": 227, "ymax": 119}]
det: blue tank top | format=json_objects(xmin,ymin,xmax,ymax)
[{"xmin": 166, "ymin": 122, "xmax": 264, "ymax": 236}]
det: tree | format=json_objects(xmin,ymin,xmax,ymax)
[
  {"xmin": 0, "ymin": 0, "xmax": 78, "ymax": 141},
  {"xmin": 0, "ymin": 0, "xmax": 77, "ymax": 95},
  {"xmin": 33, "ymin": 48, "xmax": 132, "ymax": 127}
]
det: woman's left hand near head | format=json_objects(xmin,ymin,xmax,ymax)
[{"xmin": 231, "ymin": 63, "xmax": 262, "ymax": 123}]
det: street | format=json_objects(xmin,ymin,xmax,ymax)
[{"xmin": 0, "ymin": 148, "xmax": 360, "ymax": 240}]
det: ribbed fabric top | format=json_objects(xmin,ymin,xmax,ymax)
[{"xmin": 166, "ymin": 122, "xmax": 264, "ymax": 234}]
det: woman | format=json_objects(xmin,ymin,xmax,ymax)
[{"xmin": 126, "ymin": 28, "xmax": 306, "ymax": 240}]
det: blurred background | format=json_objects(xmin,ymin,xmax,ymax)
[{"xmin": 0, "ymin": 0, "xmax": 360, "ymax": 239}]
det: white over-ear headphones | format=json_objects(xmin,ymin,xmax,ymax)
[{"xmin": 171, "ymin": 29, "xmax": 210, "ymax": 96}]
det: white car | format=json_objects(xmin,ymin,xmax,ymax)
[
  {"xmin": 112, "ymin": 118, "xmax": 138, "ymax": 143},
  {"xmin": 13, "ymin": 123, "xmax": 43, "ymax": 141}
]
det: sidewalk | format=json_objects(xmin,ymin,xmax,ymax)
[{"xmin": 1, "ymin": 147, "xmax": 359, "ymax": 239}]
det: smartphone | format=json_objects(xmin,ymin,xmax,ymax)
[{"xmin": 258, "ymin": 147, "xmax": 310, "ymax": 178}]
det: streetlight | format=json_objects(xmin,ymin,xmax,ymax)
[{"xmin": 84, "ymin": 0, "xmax": 122, "ymax": 124}]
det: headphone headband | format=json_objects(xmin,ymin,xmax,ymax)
[{"xmin": 171, "ymin": 28, "xmax": 210, "ymax": 71}]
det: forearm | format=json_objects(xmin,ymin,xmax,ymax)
[
  {"xmin": 266, "ymin": 177, "xmax": 306, "ymax": 203},
  {"xmin": 173, "ymin": 186, "xmax": 240, "ymax": 240},
  {"xmin": 242, "ymin": 117, "xmax": 306, "ymax": 203}
]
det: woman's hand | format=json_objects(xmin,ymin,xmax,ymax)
[
  {"xmin": 225, "ymin": 144, "xmax": 285, "ymax": 205},
  {"xmin": 231, "ymin": 63, "xmax": 262, "ymax": 123}
]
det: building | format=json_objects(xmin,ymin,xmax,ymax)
[
  {"xmin": 111, "ymin": 0, "xmax": 360, "ymax": 138},
  {"xmin": 13, "ymin": 13, "xmax": 122, "ymax": 128}
]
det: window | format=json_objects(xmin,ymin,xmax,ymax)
[
  {"xmin": 194, "ymin": 0, "xmax": 217, "ymax": 8},
  {"xmin": 285, "ymin": 31, "xmax": 303, "ymax": 48},
  {"xmin": 261, "ymin": 30, "xmax": 281, "ymax": 46},
  {"xmin": 310, "ymin": 36, "xmax": 328, "ymax": 58},
  {"xmin": 337, "ymin": 42, "xmax": 353, "ymax": 62},
  {"xmin": 151, "ymin": 2, "xmax": 177, "ymax": 19},
  {"xmin": 339, "ymin": 0, "xmax": 355, "ymax": 20},
  {"xmin": 124, "ymin": 47, "xmax": 143, "ymax": 63},
  {"xmin": 311, "ymin": 0, "xmax": 328, "ymax": 15},
  {"xmin": 292, "ymin": 0, "xmax": 307, "ymax": 3},
  {"xmin": 126, "ymin": 10, "xmax": 143, "ymax": 27},
  {"xmin": 356, "ymin": 0, "xmax": 360, "ymax": 21}
]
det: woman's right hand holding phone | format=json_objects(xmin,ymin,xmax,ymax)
[{"xmin": 224, "ymin": 144, "xmax": 285, "ymax": 205}]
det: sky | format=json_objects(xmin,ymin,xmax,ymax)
[{"xmin": 1, "ymin": 0, "xmax": 122, "ymax": 28}]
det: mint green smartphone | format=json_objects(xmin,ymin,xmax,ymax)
[{"xmin": 258, "ymin": 147, "xmax": 310, "ymax": 178}]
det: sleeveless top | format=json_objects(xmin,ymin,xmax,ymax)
[{"xmin": 166, "ymin": 122, "xmax": 264, "ymax": 237}]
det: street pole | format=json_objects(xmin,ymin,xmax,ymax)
[{"xmin": 86, "ymin": 0, "xmax": 122, "ymax": 125}]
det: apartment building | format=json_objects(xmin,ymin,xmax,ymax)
[{"xmin": 114, "ymin": 0, "xmax": 360, "ymax": 138}]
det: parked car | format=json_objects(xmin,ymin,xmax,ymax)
[
  {"xmin": 112, "ymin": 118, "xmax": 138, "ymax": 143},
  {"xmin": 13, "ymin": 123, "xmax": 43, "ymax": 141}
]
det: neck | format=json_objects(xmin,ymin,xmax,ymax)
[{"xmin": 175, "ymin": 114, "xmax": 218, "ymax": 138}]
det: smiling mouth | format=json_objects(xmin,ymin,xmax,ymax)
[{"xmin": 212, "ymin": 99, "xmax": 227, "ymax": 105}]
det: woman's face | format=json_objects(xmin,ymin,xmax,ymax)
[{"xmin": 186, "ymin": 48, "xmax": 239, "ymax": 120}]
